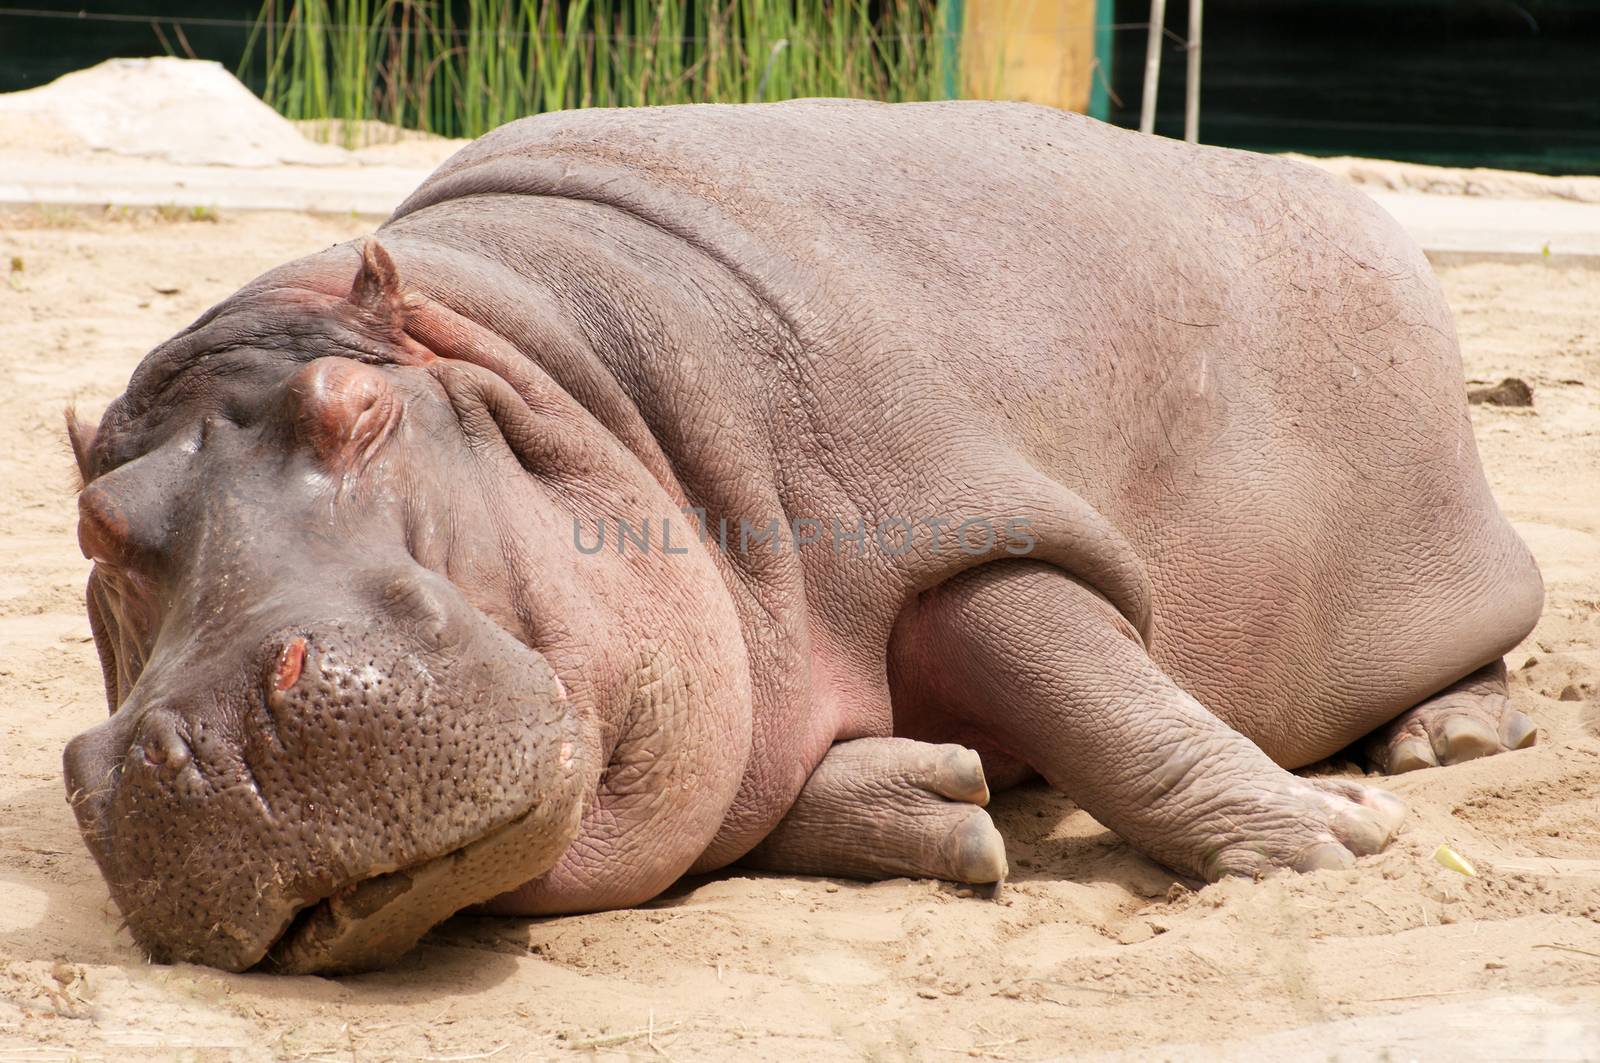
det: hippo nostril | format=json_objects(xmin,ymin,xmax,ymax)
[
  {"xmin": 273, "ymin": 637, "xmax": 308, "ymax": 691},
  {"xmin": 138, "ymin": 732, "xmax": 193, "ymax": 777},
  {"xmin": 130, "ymin": 713, "xmax": 194, "ymax": 779}
]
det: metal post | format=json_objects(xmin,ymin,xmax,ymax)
[
  {"xmin": 1089, "ymin": 0, "xmax": 1114, "ymax": 122},
  {"xmin": 1185, "ymin": 0, "xmax": 1203, "ymax": 142},
  {"xmin": 941, "ymin": 0, "xmax": 964, "ymax": 100},
  {"xmin": 1140, "ymin": 0, "xmax": 1166, "ymax": 135}
]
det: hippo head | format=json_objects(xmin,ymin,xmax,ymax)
[{"xmin": 58, "ymin": 241, "xmax": 719, "ymax": 973}]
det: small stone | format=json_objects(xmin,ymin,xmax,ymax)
[
  {"xmin": 1485, "ymin": 961, "xmax": 1506, "ymax": 970},
  {"xmin": 917, "ymin": 988, "xmax": 940, "ymax": 999},
  {"xmin": 1558, "ymin": 685, "xmax": 1583, "ymax": 702},
  {"xmin": 1116, "ymin": 922, "xmax": 1155, "ymax": 945},
  {"xmin": 1467, "ymin": 377, "xmax": 1533, "ymax": 407}
]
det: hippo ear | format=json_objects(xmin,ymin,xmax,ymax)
[
  {"xmin": 348, "ymin": 239, "xmax": 408, "ymax": 333},
  {"xmin": 65, "ymin": 406, "xmax": 99, "ymax": 488}
]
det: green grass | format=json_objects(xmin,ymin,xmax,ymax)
[
  {"xmin": 152, "ymin": 203, "xmax": 221, "ymax": 223},
  {"xmin": 242, "ymin": 0, "xmax": 969, "ymax": 142}
]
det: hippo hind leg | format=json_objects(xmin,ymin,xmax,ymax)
[
  {"xmin": 740, "ymin": 737, "xmax": 1008, "ymax": 884},
  {"xmin": 889, "ymin": 561, "xmax": 1407, "ymax": 881},
  {"xmin": 1363, "ymin": 660, "xmax": 1537, "ymax": 774}
]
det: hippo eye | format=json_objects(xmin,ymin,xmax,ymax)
[
  {"xmin": 74, "ymin": 447, "xmax": 177, "ymax": 571},
  {"xmin": 77, "ymin": 485, "xmax": 136, "ymax": 570}
]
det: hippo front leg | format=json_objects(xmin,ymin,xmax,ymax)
[
  {"xmin": 890, "ymin": 561, "xmax": 1407, "ymax": 880},
  {"xmin": 741, "ymin": 738, "xmax": 1008, "ymax": 884}
]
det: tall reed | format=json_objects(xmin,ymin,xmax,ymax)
[{"xmin": 243, "ymin": 0, "xmax": 968, "ymax": 141}]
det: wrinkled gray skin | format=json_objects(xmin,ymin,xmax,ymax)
[{"xmin": 62, "ymin": 100, "xmax": 1543, "ymax": 974}]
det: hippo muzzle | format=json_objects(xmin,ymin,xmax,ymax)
[{"xmin": 63, "ymin": 565, "xmax": 593, "ymax": 972}]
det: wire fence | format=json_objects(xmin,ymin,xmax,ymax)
[{"xmin": 0, "ymin": 6, "xmax": 1161, "ymax": 41}]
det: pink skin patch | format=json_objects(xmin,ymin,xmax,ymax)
[{"xmin": 273, "ymin": 637, "xmax": 307, "ymax": 691}]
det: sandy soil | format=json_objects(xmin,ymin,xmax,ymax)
[{"xmin": 1, "ymin": 205, "xmax": 1598, "ymax": 1061}]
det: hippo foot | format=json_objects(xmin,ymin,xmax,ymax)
[
  {"xmin": 1364, "ymin": 660, "xmax": 1536, "ymax": 774},
  {"xmin": 741, "ymin": 737, "xmax": 1008, "ymax": 884},
  {"xmin": 1204, "ymin": 775, "xmax": 1407, "ymax": 879}
]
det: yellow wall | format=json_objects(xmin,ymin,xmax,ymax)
[{"xmin": 963, "ymin": 0, "xmax": 1098, "ymax": 113}]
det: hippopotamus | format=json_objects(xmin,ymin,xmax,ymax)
[{"xmin": 61, "ymin": 99, "xmax": 1543, "ymax": 974}]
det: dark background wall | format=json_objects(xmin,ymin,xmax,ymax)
[
  {"xmin": 3, "ymin": 0, "xmax": 1598, "ymax": 173},
  {"xmin": 1110, "ymin": 0, "xmax": 1600, "ymax": 174},
  {"xmin": 0, "ymin": 1, "xmax": 262, "ymax": 89}
]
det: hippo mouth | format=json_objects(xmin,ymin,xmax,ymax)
[{"xmin": 260, "ymin": 798, "xmax": 566, "ymax": 975}]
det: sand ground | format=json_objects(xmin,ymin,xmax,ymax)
[{"xmin": 1, "ymin": 206, "xmax": 1598, "ymax": 1061}]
